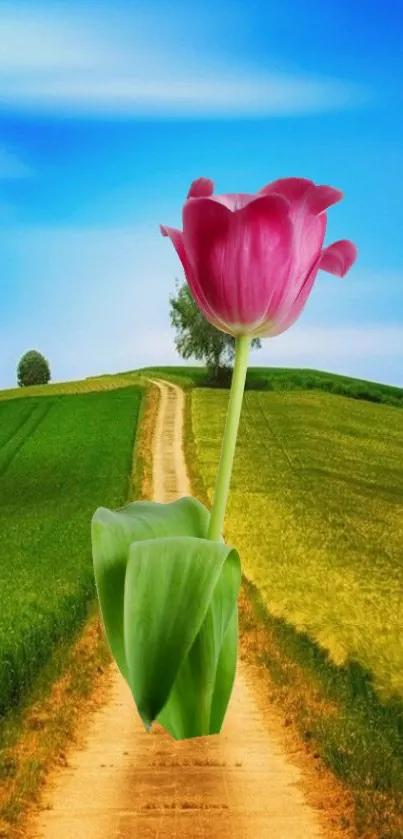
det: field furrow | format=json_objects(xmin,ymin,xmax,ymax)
[
  {"xmin": 0, "ymin": 404, "xmax": 37, "ymax": 451},
  {"xmin": 0, "ymin": 386, "xmax": 142, "ymax": 716},
  {"xmin": 0, "ymin": 402, "xmax": 54, "ymax": 479}
]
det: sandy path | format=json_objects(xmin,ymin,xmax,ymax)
[{"xmin": 29, "ymin": 380, "xmax": 325, "ymax": 839}]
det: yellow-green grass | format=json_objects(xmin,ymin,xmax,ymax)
[
  {"xmin": 0, "ymin": 372, "xmax": 141, "ymax": 402},
  {"xmin": 0, "ymin": 386, "xmax": 142, "ymax": 717},
  {"xmin": 140, "ymin": 364, "xmax": 403, "ymax": 407},
  {"xmin": 190, "ymin": 388, "xmax": 403, "ymax": 832},
  {"xmin": 192, "ymin": 388, "xmax": 403, "ymax": 700}
]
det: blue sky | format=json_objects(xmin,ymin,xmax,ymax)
[{"xmin": 1, "ymin": 0, "xmax": 402, "ymax": 389}]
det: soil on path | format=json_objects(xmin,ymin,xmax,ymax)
[{"xmin": 28, "ymin": 380, "xmax": 326, "ymax": 839}]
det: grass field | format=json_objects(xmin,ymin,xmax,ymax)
[
  {"xmin": 2, "ymin": 363, "xmax": 403, "ymax": 835},
  {"xmin": 0, "ymin": 385, "xmax": 142, "ymax": 717},
  {"xmin": 0, "ymin": 372, "xmax": 141, "ymax": 402},
  {"xmin": 141, "ymin": 364, "xmax": 403, "ymax": 407},
  {"xmin": 191, "ymin": 387, "xmax": 403, "ymax": 699},
  {"xmin": 190, "ymin": 385, "xmax": 403, "ymax": 836}
]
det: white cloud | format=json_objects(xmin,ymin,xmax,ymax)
[
  {"xmin": 1, "ymin": 74, "xmax": 364, "ymax": 119},
  {"xmin": 0, "ymin": 6, "xmax": 366, "ymax": 118}
]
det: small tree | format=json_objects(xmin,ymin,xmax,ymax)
[
  {"xmin": 169, "ymin": 281, "xmax": 261, "ymax": 381},
  {"xmin": 17, "ymin": 350, "xmax": 51, "ymax": 387}
]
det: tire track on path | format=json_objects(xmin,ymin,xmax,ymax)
[{"xmin": 28, "ymin": 380, "xmax": 325, "ymax": 839}]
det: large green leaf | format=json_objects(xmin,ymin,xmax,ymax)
[
  {"xmin": 157, "ymin": 548, "xmax": 239, "ymax": 739},
  {"xmin": 91, "ymin": 497, "xmax": 209, "ymax": 680},
  {"xmin": 91, "ymin": 496, "xmax": 241, "ymax": 740}
]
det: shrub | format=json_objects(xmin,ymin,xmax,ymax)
[
  {"xmin": 17, "ymin": 350, "xmax": 51, "ymax": 388},
  {"xmin": 246, "ymin": 375, "xmax": 273, "ymax": 391}
]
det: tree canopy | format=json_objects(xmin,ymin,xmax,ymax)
[
  {"xmin": 17, "ymin": 350, "xmax": 51, "ymax": 387},
  {"xmin": 169, "ymin": 282, "xmax": 261, "ymax": 381}
]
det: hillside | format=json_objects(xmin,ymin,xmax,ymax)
[
  {"xmin": 0, "ymin": 385, "xmax": 142, "ymax": 715},
  {"xmin": 139, "ymin": 365, "xmax": 403, "ymax": 407}
]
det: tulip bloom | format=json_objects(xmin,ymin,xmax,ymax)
[
  {"xmin": 161, "ymin": 175, "xmax": 357, "ymax": 542},
  {"xmin": 90, "ymin": 174, "xmax": 357, "ymax": 743},
  {"xmin": 161, "ymin": 176, "xmax": 357, "ymax": 338}
]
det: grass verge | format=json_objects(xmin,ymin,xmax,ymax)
[
  {"xmin": 239, "ymin": 581, "xmax": 403, "ymax": 839},
  {"xmin": 0, "ymin": 606, "xmax": 110, "ymax": 838},
  {"xmin": 130, "ymin": 380, "xmax": 160, "ymax": 501}
]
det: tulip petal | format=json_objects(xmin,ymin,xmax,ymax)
[
  {"xmin": 256, "ymin": 252, "xmax": 322, "ymax": 338},
  {"xmin": 183, "ymin": 193, "xmax": 293, "ymax": 333},
  {"xmin": 212, "ymin": 193, "xmax": 255, "ymax": 211},
  {"xmin": 259, "ymin": 178, "xmax": 343, "ymax": 216},
  {"xmin": 306, "ymin": 185, "xmax": 343, "ymax": 215},
  {"xmin": 182, "ymin": 197, "xmax": 234, "ymax": 331},
  {"xmin": 258, "ymin": 178, "xmax": 340, "ymax": 291},
  {"xmin": 320, "ymin": 240, "xmax": 358, "ymax": 277},
  {"xmin": 183, "ymin": 196, "xmax": 233, "ymax": 241},
  {"xmin": 187, "ymin": 177, "xmax": 214, "ymax": 199},
  {"xmin": 160, "ymin": 225, "xmax": 188, "ymax": 272},
  {"xmin": 257, "ymin": 176, "xmax": 314, "ymax": 202},
  {"xmin": 163, "ymin": 174, "xmax": 356, "ymax": 340},
  {"xmin": 258, "ymin": 237, "xmax": 358, "ymax": 338},
  {"xmin": 160, "ymin": 223, "xmax": 232, "ymax": 332}
]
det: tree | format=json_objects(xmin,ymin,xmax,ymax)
[
  {"xmin": 169, "ymin": 281, "xmax": 261, "ymax": 381},
  {"xmin": 17, "ymin": 350, "xmax": 51, "ymax": 387}
]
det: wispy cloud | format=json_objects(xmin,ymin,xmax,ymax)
[
  {"xmin": 0, "ymin": 5, "xmax": 366, "ymax": 118},
  {"xmin": 1, "ymin": 75, "xmax": 364, "ymax": 119}
]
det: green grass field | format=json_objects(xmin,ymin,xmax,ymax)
[
  {"xmin": 141, "ymin": 364, "xmax": 403, "ymax": 407},
  {"xmin": 191, "ymin": 388, "xmax": 403, "ymax": 700},
  {"xmin": 1, "ymin": 363, "xmax": 403, "ymax": 835},
  {"xmin": 0, "ymin": 385, "xmax": 142, "ymax": 716}
]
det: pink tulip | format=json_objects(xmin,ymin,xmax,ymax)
[{"xmin": 161, "ymin": 176, "xmax": 357, "ymax": 338}]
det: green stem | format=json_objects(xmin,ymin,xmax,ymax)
[{"xmin": 207, "ymin": 335, "xmax": 251, "ymax": 541}]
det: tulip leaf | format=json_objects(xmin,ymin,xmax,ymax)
[
  {"xmin": 209, "ymin": 604, "xmax": 238, "ymax": 733},
  {"xmin": 91, "ymin": 497, "xmax": 210, "ymax": 681},
  {"xmin": 157, "ymin": 549, "xmax": 239, "ymax": 738},
  {"xmin": 91, "ymin": 496, "xmax": 241, "ymax": 740}
]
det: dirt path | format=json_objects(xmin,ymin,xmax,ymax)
[{"xmin": 29, "ymin": 380, "xmax": 325, "ymax": 839}]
